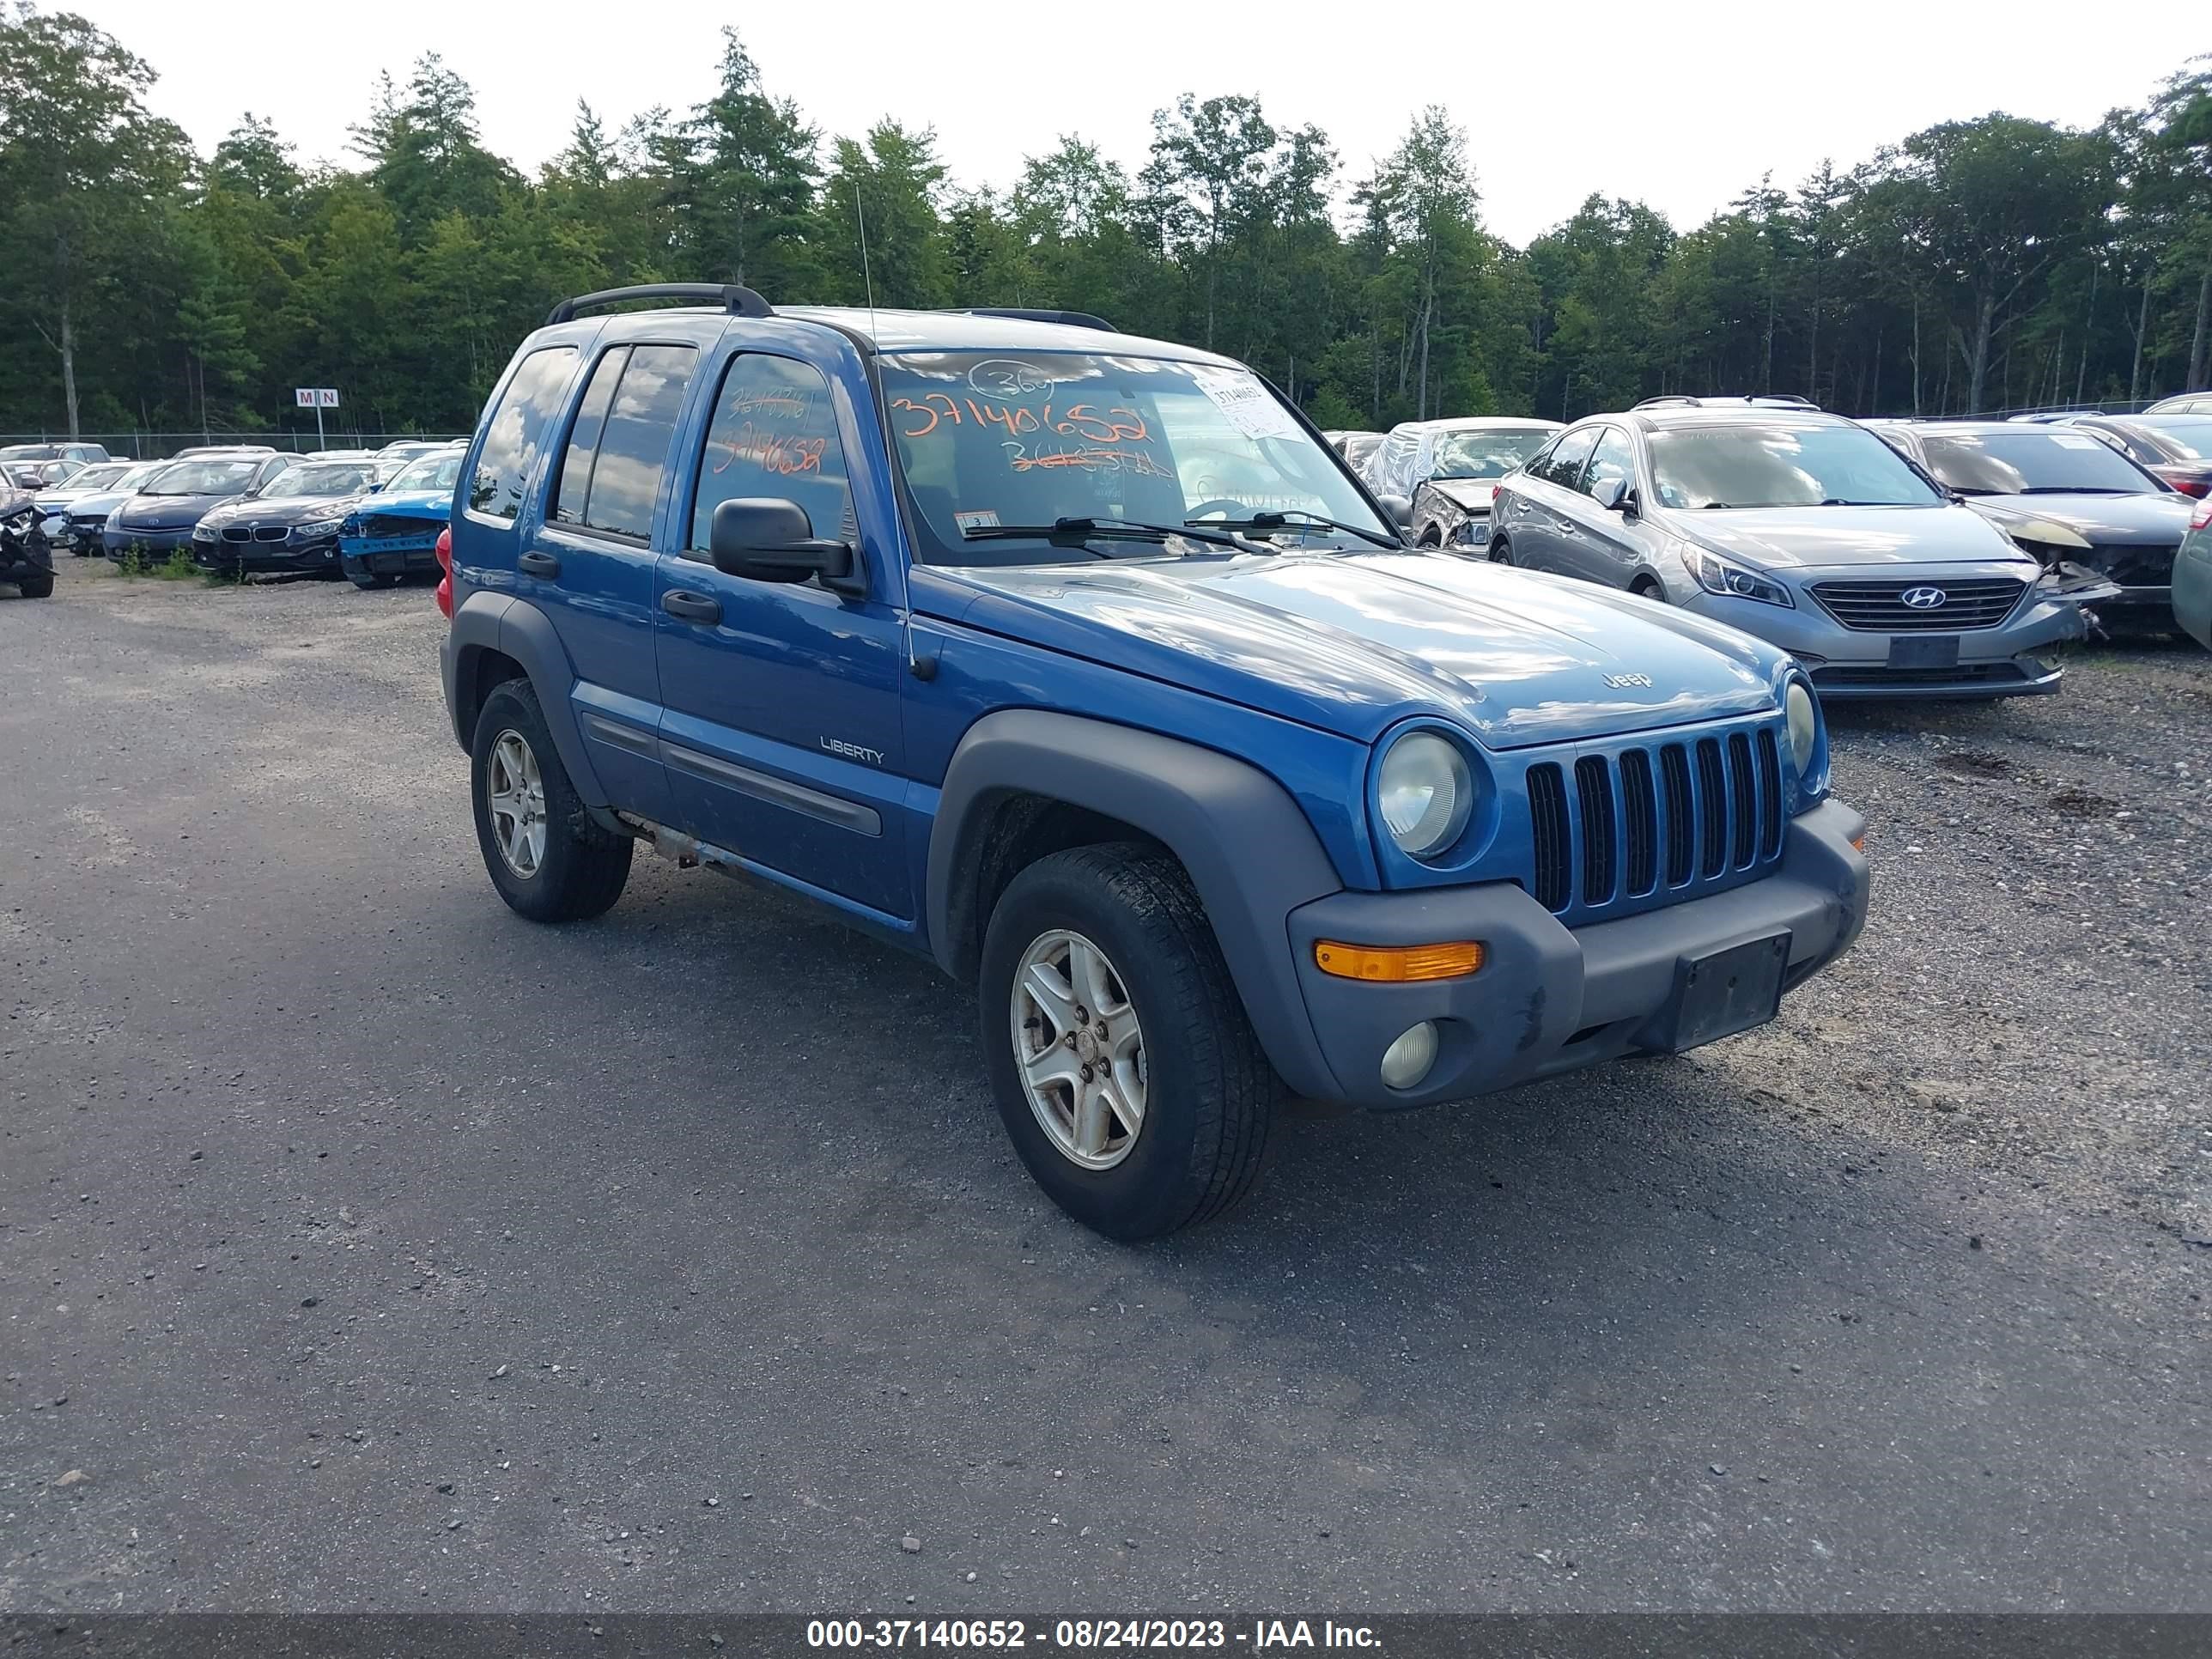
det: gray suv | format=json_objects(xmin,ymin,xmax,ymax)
[{"xmin": 1486, "ymin": 397, "xmax": 2101, "ymax": 701}]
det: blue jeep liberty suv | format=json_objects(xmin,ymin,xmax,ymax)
[{"xmin": 441, "ymin": 285, "xmax": 1871, "ymax": 1239}]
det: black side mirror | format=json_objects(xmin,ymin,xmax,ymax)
[
  {"xmin": 1590, "ymin": 477, "xmax": 1634, "ymax": 514},
  {"xmin": 1376, "ymin": 493, "xmax": 1414, "ymax": 531},
  {"xmin": 710, "ymin": 497, "xmax": 860, "ymax": 592}
]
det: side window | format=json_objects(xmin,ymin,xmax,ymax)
[
  {"xmin": 1541, "ymin": 427, "xmax": 1599, "ymax": 488},
  {"xmin": 690, "ymin": 354, "xmax": 856, "ymax": 554},
  {"xmin": 554, "ymin": 348, "xmax": 629, "ymax": 528},
  {"xmin": 577, "ymin": 344, "xmax": 696, "ymax": 539},
  {"xmin": 468, "ymin": 345, "xmax": 580, "ymax": 521},
  {"xmin": 1583, "ymin": 427, "xmax": 1636, "ymax": 495}
]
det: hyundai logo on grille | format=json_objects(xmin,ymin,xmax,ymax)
[{"xmin": 1900, "ymin": 586, "xmax": 1948, "ymax": 610}]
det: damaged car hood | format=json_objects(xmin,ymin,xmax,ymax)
[
  {"xmin": 922, "ymin": 550, "xmax": 1785, "ymax": 750},
  {"xmin": 1669, "ymin": 502, "xmax": 2022, "ymax": 569}
]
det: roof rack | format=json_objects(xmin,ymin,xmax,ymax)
[
  {"xmin": 947, "ymin": 307, "xmax": 1117, "ymax": 333},
  {"xmin": 546, "ymin": 284, "xmax": 775, "ymax": 326},
  {"xmin": 1632, "ymin": 393, "xmax": 1821, "ymax": 411}
]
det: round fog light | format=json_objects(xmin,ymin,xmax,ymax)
[{"xmin": 1380, "ymin": 1021, "xmax": 1440, "ymax": 1091}]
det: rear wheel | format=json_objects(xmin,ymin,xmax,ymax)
[
  {"xmin": 16, "ymin": 570, "xmax": 54, "ymax": 599},
  {"xmin": 979, "ymin": 843, "xmax": 1276, "ymax": 1241},
  {"xmin": 470, "ymin": 678, "xmax": 632, "ymax": 922}
]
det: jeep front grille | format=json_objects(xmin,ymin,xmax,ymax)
[{"xmin": 1524, "ymin": 721, "xmax": 1786, "ymax": 920}]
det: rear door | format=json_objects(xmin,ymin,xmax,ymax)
[
  {"xmin": 1511, "ymin": 426, "xmax": 1599, "ymax": 573},
  {"xmin": 521, "ymin": 333, "xmax": 720, "ymax": 822},
  {"xmin": 651, "ymin": 338, "xmax": 911, "ymax": 921}
]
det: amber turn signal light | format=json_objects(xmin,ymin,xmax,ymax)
[{"xmin": 1313, "ymin": 940, "xmax": 1484, "ymax": 982}]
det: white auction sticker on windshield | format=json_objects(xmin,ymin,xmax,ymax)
[
  {"xmin": 2047, "ymin": 433, "xmax": 2100, "ymax": 448},
  {"xmin": 1189, "ymin": 367, "xmax": 1299, "ymax": 441}
]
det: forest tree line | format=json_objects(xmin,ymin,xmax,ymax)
[{"xmin": 3, "ymin": 5, "xmax": 2209, "ymax": 443}]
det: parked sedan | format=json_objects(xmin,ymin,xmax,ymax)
[
  {"xmin": 0, "ymin": 441, "xmax": 110, "ymax": 465},
  {"xmin": 190, "ymin": 459, "xmax": 380, "ymax": 576},
  {"xmin": 103, "ymin": 452, "xmax": 295, "ymax": 557},
  {"xmin": 2174, "ymin": 493, "xmax": 2212, "ymax": 649},
  {"xmin": 337, "ymin": 444, "xmax": 463, "ymax": 587},
  {"xmin": 1368, "ymin": 417, "xmax": 1562, "ymax": 537},
  {"xmin": 36, "ymin": 461, "xmax": 164, "ymax": 556},
  {"xmin": 2056, "ymin": 414, "xmax": 2212, "ymax": 498},
  {"xmin": 1487, "ymin": 398, "xmax": 2106, "ymax": 700},
  {"xmin": 2146, "ymin": 392, "xmax": 2212, "ymax": 416},
  {"xmin": 1871, "ymin": 420, "xmax": 2194, "ymax": 630}
]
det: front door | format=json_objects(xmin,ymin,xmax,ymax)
[{"xmin": 652, "ymin": 347, "xmax": 911, "ymax": 921}]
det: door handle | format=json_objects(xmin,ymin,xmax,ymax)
[
  {"xmin": 660, "ymin": 589, "xmax": 723, "ymax": 626},
  {"xmin": 519, "ymin": 550, "xmax": 561, "ymax": 578}
]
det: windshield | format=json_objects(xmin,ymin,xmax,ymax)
[
  {"xmin": 1648, "ymin": 422, "xmax": 1940, "ymax": 509},
  {"xmin": 1920, "ymin": 429, "xmax": 2157, "ymax": 495},
  {"xmin": 259, "ymin": 464, "xmax": 374, "ymax": 499},
  {"xmin": 64, "ymin": 463, "xmax": 130, "ymax": 491},
  {"xmin": 1428, "ymin": 428, "xmax": 1552, "ymax": 481},
  {"xmin": 144, "ymin": 459, "xmax": 259, "ymax": 495},
  {"xmin": 2134, "ymin": 416, "xmax": 2212, "ymax": 462},
  {"xmin": 878, "ymin": 350, "xmax": 1388, "ymax": 563},
  {"xmin": 387, "ymin": 451, "xmax": 465, "ymax": 493}
]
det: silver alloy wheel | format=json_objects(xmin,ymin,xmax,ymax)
[
  {"xmin": 485, "ymin": 728, "xmax": 548, "ymax": 879},
  {"xmin": 1011, "ymin": 928, "xmax": 1148, "ymax": 1170}
]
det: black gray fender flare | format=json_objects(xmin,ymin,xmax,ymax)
[
  {"xmin": 927, "ymin": 709, "xmax": 1347, "ymax": 1099},
  {"xmin": 445, "ymin": 592, "xmax": 608, "ymax": 808}
]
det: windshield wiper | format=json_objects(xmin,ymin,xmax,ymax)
[
  {"xmin": 2019, "ymin": 485, "xmax": 2136, "ymax": 495},
  {"xmin": 1201, "ymin": 508, "xmax": 1401, "ymax": 550},
  {"xmin": 961, "ymin": 515, "xmax": 1273, "ymax": 556}
]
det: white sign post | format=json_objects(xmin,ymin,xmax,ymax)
[{"xmin": 295, "ymin": 387, "xmax": 340, "ymax": 450}]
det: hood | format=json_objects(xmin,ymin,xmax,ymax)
[
  {"xmin": 1427, "ymin": 478, "xmax": 1500, "ymax": 513},
  {"xmin": 922, "ymin": 550, "xmax": 1785, "ymax": 750},
  {"xmin": 115, "ymin": 490, "xmax": 243, "ymax": 531},
  {"xmin": 1961, "ymin": 491, "xmax": 2195, "ymax": 544},
  {"xmin": 58, "ymin": 489, "xmax": 136, "ymax": 520},
  {"xmin": 1667, "ymin": 502, "xmax": 2023, "ymax": 569},
  {"xmin": 199, "ymin": 493, "xmax": 361, "ymax": 530},
  {"xmin": 355, "ymin": 485, "xmax": 456, "ymax": 520}
]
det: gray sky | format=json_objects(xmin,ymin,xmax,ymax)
[{"xmin": 83, "ymin": 0, "xmax": 2209, "ymax": 247}]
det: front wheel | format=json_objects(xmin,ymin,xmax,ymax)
[
  {"xmin": 16, "ymin": 570, "xmax": 54, "ymax": 599},
  {"xmin": 470, "ymin": 678, "xmax": 632, "ymax": 922},
  {"xmin": 1488, "ymin": 537, "xmax": 1514, "ymax": 565},
  {"xmin": 979, "ymin": 843, "xmax": 1276, "ymax": 1241}
]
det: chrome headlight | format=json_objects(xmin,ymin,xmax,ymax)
[
  {"xmin": 1377, "ymin": 732, "xmax": 1474, "ymax": 860},
  {"xmin": 191, "ymin": 522, "xmax": 216, "ymax": 542},
  {"xmin": 1784, "ymin": 680, "xmax": 1818, "ymax": 773},
  {"xmin": 1685, "ymin": 544, "xmax": 1794, "ymax": 607}
]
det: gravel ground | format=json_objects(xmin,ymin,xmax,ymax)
[{"xmin": 2, "ymin": 558, "xmax": 2207, "ymax": 1613}]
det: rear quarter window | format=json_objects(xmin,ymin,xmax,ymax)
[{"xmin": 468, "ymin": 346, "xmax": 580, "ymax": 522}]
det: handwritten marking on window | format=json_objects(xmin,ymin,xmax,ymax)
[
  {"xmin": 708, "ymin": 423, "xmax": 826, "ymax": 478},
  {"xmin": 893, "ymin": 396, "xmax": 1152, "ymax": 445}
]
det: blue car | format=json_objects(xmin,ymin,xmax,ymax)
[
  {"xmin": 440, "ymin": 286, "xmax": 1870, "ymax": 1239},
  {"xmin": 338, "ymin": 443, "xmax": 465, "ymax": 588}
]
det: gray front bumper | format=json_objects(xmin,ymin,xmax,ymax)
[
  {"xmin": 1284, "ymin": 800, "xmax": 1869, "ymax": 1109},
  {"xmin": 1685, "ymin": 564, "xmax": 2086, "ymax": 699}
]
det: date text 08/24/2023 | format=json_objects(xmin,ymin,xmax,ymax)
[{"xmin": 805, "ymin": 1620, "xmax": 1382, "ymax": 1650}]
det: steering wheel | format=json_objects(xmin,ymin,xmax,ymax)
[{"xmin": 1183, "ymin": 499, "xmax": 1255, "ymax": 522}]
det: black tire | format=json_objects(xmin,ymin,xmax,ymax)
[
  {"xmin": 469, "ymin": 678, "xmax": 632, "ymax": 923},
  {"xmin": 1417, "ymin": 526, "xmax": 1442, "ymax": 549},
  {"xmin": 346, "ymin": 570, "xmax": 398, "ymax": 590},
  {"xmin": 1489, "ymin": 537, "xmax": 1513, "ymax": 565},
  {"xmin": 979, "ymin": 842, "xmax": 1276, "ymax": 1241},
  {"xmin": 1631, "ymin": 576, "xmax": 1666, "ymax": 603},
  {"xmin": 17, "ymin": 570, "xmax": 54, "ymax": 599}
]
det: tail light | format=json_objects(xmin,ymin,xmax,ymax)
[
  {"xmin": 2170, "ymin": 477, "xmax": 2211, "ymax": 500},
  {"xmin": 434, "ymin": 526, "xmax": 453, "ymax": 619},
  {"xmin": 2191, "ymin": 495, "xmax": 2212, "ymax": 531}
]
